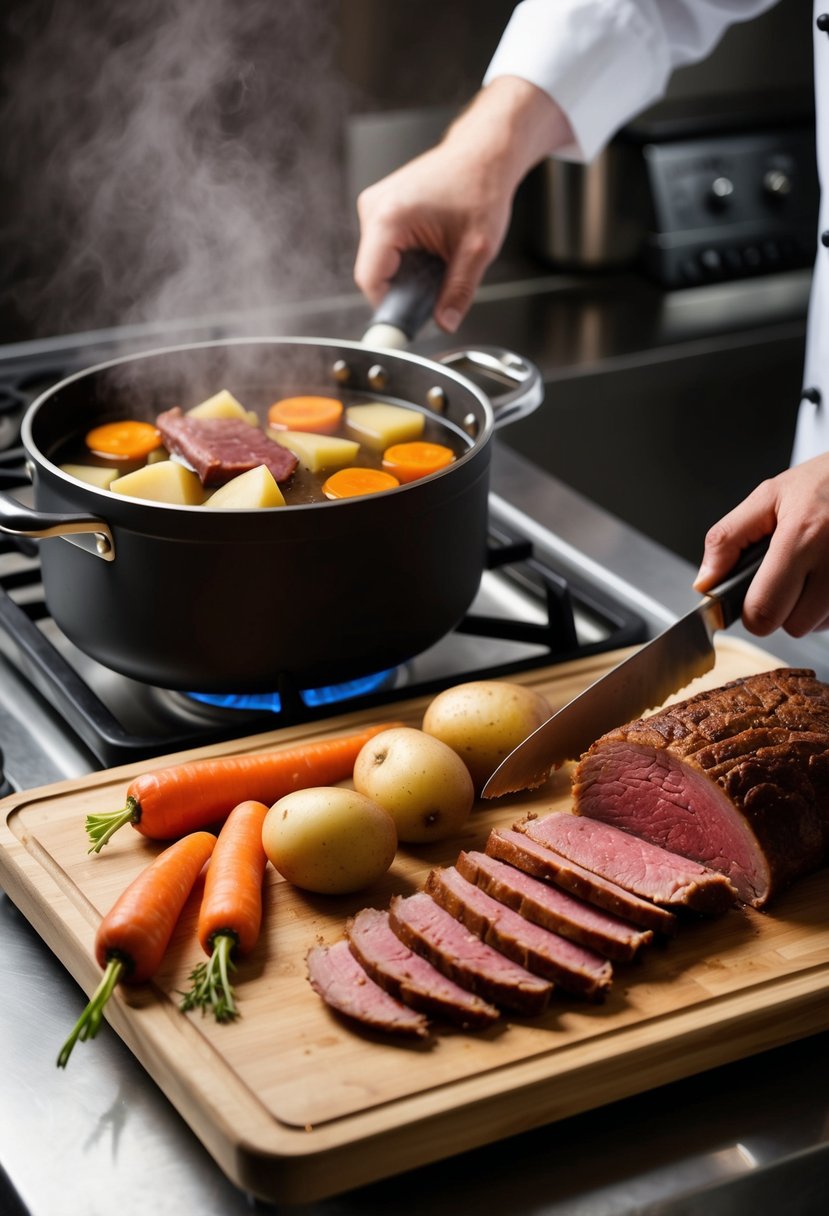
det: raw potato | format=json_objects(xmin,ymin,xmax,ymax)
[
  {"xmin": 262, "ymin": 787, "xmax": 397, "ymax": 895},
  {"xmin": 353, "ymin": 726, "xmax": 474, "ymax": 844},
  {"xmin": 109, "ymin": 460, "xmax": 204, "ymax": 505},
  {"xmin": 206, "ymin": 464, "xmax": 285, "ymax": 509},
  {"xmin": 422, "ymin": 680, "xmax": 553, "ymax": 792},
  {"xmin": 345, "ymin": 402, "xmax": 425, "ymax": 452},
  {"xmin": 60, "ymin": 463, "xmax": 119, "ymax": 490},
  {"xmin": 270, "ymin": 429, "xmax": 360, "ymax": 473},
  {"xmin": 188, "ymin": 389, "xmax": 258, "ymax": 426}
]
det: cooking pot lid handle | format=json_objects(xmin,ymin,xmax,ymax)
[
  {"xmin": 436, "ymin": 346, "xmax": 545, "ymax": 428},
  {"xmin": 361, "ymin": 250, "xmax": 445, "ymax": 350},
  {"xmin": 0, "ymin": 489, "xmax": 114, "ymax": 560}
]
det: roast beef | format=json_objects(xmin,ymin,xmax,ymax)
[
  {"xmin": 388, "ymin": 892, "xmax": 552, "ymax": 1016},
  {"xmin": 306, "ymin": 939, "xmax": 430, "ymax": 1038},
  {"xmin": 520, "ymin": 814, "xmax": 737, "ymax": 915},
  {"xmin": 486, "ymin": 827, "xmax": 677, "ymax": 936},
  {"xmin": 572, "ymin": 667, "xmax": 829, "ymax": 907},
  {"xmin": 156, "ymin": 407, "xmax": 298, "ymax": 486},
  {"xmin": 426, "ymin": 866, "xmax": 612, "ymax": 999},
  {"xmin": 346, "ymin": 906, "xmax": 500, "ymax": 1029},
  {"xmin": 456, "ymin": 849, "xmax": 653, "ymax": 962}
]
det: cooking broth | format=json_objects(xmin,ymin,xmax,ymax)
[{"xmin": 51, "ymin": 389, "xmax": 471, "ymax": 507}]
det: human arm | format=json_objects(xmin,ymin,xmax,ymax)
[
  {"xmin": 354, "ymin": 76, "xmax": 573, "ymax": 333},
  {"xmin": 693, "ymin": 453, "xmax": 829, "ymax": 637},
  {"xmin": 354, "ymin": 0, "xmax": 780, "ymax": 329}
]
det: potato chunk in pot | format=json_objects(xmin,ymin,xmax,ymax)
[{"xmin": 109, "ymin": 460, "xmax": 204, "ymax": 505}]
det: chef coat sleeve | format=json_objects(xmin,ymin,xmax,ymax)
[{"xmin": 483, "ymin": 0, "xmax": 782, "ymax": 162}]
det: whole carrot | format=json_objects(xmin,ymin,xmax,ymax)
[
  {"xmin": 85, "ymin": 721, "xmax": 402, "ymax": 853},
  {"xmin": 57, "ymin": 831, "xmax": 216, "ymax": 1067},
  {"xmin": 180, "ymin": 800, "xmax": 269, "ymax": 1023}
]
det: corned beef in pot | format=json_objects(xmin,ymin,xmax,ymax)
[{"xmin": 572, "ymin": 667, "xmax": 829, "ymax": 908}]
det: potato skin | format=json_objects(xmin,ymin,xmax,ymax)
[
  {"xmin": 422, "ymin": 680, "xmax": 552, "ymax": 791},
  {"xmin": 262, "ymin": 787, "xmax": 397, "ymax": 895},
  {"xmin": 353, "ymin": 726, "xmax": 474, "ymax": 844}
]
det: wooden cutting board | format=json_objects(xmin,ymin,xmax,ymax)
[{"xmin": 2, "ymin": 636, "xmax": 829, "ymax": 1204}]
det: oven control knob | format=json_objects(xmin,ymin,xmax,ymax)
[
  {"xmin": 706, "ymin": 176, "xmax": 734, "ymax": 210},
  {"xmin": 763, "ymin": 168, "xmax": 792, "ymax": 199}
]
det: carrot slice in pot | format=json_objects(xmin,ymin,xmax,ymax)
[
  {"xmin": 85, "ymin": 420, "xmax": 162, "ymax": 460},
  {"xmin": 382, "ymin": 441, "xmax": 455, "ymax": 483},
  {"xmin": 268, "ymin": 396, "xmax": 344, "ymax": 434},
  {"xmin": 322, "ymin": 467, "xmax": 400, "ymax": 499}
]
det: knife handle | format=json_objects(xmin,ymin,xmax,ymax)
[{"xmin": 708, "ymin": 537, "xmax": 770, "ymax": 628}]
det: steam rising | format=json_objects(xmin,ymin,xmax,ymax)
[{"xmin": 1, "ymin": 0, "xmax": 353, "ymax": 340}]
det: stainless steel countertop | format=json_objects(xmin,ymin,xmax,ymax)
[{"xmin": 2, "ymin": 442, "xmax": 829, "ymax": 1216}]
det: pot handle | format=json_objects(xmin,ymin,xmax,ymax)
[
  {"xmin": 0, "ymin": 488, "xmax": 115, "ymax": 560},
  {"xmin": 361, "ymin": 250, "xmax": 446, "ymax": 350},
  {"xmin": 435, "ymin": 345, "xmax": 544, "ymax": 428}
]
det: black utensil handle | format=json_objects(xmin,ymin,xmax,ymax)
[
  {"xmin": 709, "ymin": 537, "xmax": 771, "ymax": 628},
  {"xmin": 367, "ymin": 250, "xmax": 446, "ymax": 340}
]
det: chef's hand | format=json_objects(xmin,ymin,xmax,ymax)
[
  {"xmin": 694, "ymin": 452, "xmax": 829, "ymax": 636},
  {"xmin": 354, "ymin": 76, "xmax": 574, "ymax": 333}
]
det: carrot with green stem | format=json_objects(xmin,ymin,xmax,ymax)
[
  {"xmin": 58, "ymin": 830, "xmax": 216, "ymax": 1068},
  {"xmin": 85, "ymin": 721, "xmax": 402, "ymax": 853},
  {"xmin": 180, "ymin": 800, "xmax": 269, "ymax": 1023}
]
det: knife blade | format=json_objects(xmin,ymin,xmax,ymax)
[{"xmin": 481, "ymin": 540, "xmax": 769, "ymax": 799}]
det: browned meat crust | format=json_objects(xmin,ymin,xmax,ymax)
[{"xmin": 573, "ymin": 667, "xmax": 829, "ymax": 906}]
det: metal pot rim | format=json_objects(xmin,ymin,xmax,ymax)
[{"xmin": 22, "ymin": 334, "xmax": 496, "ymax": 514}]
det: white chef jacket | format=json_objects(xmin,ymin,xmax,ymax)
[{"xmin": 484, "ymin": 0, "xmax": 829, "ymax": 465}]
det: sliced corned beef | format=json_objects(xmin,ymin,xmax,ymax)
[
  {"xmin": 306, "ymin": 939, "xmax": 430, "ymax": 1039},
  {"xmin": 346, "ymin": 907, "xmax": 500, "ymax": 1030},
  {"xmin": 156, "ymin": 407, "xmax": 298, "ymax": 486},
  {"xmin": 520, "ymin": 814, "xmax": 737, "ymax": 915},
  {"xmin": 426, "ymin": 866, "xmax": 612, "ymax": 1000},
  {"xmin": 388, "ymin": 892, "xmax": 552, "ymax": 1016},
  {"xmin": 486, "ymin": 827, "xmax": 677, "ymax": 936},
  {"xmin": 456, "ymin": 850, "xmax": 653, "ymax": 962},
  {"xmin": 572, "ymin": 667, "xmax": 829, "ymax": 907}
]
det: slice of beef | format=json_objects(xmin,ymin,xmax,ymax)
[
  {"xmin": 572, "ymin": 667, "xmax": 829, "ymax": 908},
  {"xmin": 346, "ymin": 906, "xmax": 500, "ymax": 1029},
  {"xmin": 521, "ymin": 813, "xmax": 737, "ymax": 915},
  {"xmin": 156, "ymin": 407, "xmax": 298, "ymax": 486},
  {"xmin": 388, "ymin": 892, "xmax": 552, "ymax": 1016},
  {"xmin": 426, "ymin": 866, "xmax": 612, "ymax": 1000},
  {"xmin": 486, "ymin": 828, "xmax": 677, "ymax": 937},
  {"xmin": 306, "ymin": 939, "xmax": 430, "ymax": 1039},
  {"xmin": 456, "ymin": 850, "xmax": 653, "ymax": 962}
]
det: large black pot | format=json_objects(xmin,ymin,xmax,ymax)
[{"xmin": 0, "ymin": 336, "xmax": 542, "ymax": 692}]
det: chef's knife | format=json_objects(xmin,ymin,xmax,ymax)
[{"xmin": 482, "ymin": 540, "xmax": 770, "ymax": 798}]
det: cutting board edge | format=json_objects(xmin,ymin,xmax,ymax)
[{"xmin": 193, "ymin": 967, "xmax": 829, "ymax": 1204}]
